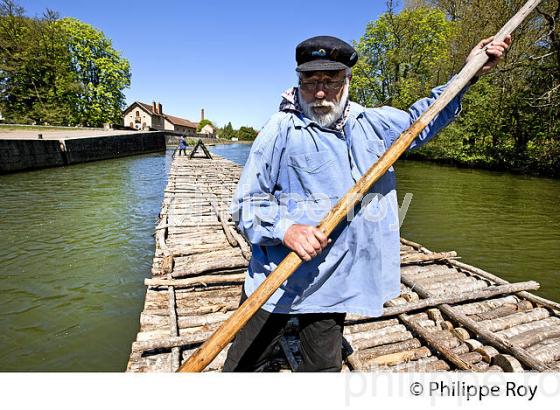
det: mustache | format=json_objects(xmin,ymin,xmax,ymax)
[{"xmin": 310, "ymin": 100, "xmax": 336, "ymax": 108}]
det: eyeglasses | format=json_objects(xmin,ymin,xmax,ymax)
[{"xmin": 299, "ymin": 79, "xmax": 346, "ymax": 92}]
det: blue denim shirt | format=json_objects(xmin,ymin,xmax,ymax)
[{"xmin": 231, "ymin": 80, "xmax": 467, "ymax": 317}]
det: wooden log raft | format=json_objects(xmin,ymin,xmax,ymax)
[{"xmin": 129, "ymin": 137, "xmax": 560, "ymax": 372}]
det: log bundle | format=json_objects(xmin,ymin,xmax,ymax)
[{"xmin": 126, "ymin": 150, "xmax": 560, "ymax": 373}]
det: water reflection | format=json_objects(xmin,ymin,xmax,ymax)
[{"xmin": 0, "ymin": 151, "xmax": 172, "ymax": 371}]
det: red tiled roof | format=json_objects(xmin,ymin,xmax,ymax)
[{"xmin": 165, "ymin": 114, "xmax": 198, "ymax": 129}]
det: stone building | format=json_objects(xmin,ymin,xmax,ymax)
[
  {"xmin": 122, "ymin": 101, "xmax": 197, "ymax": 135},
  {"xmin": 199, "ymin": 123, "xmax": 216, "ymax": 136}
]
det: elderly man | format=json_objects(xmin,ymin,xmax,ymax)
[{"xmin": 224, "ymin": 35, "xmax": 510, "ymax": 372}]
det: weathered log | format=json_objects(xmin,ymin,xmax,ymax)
[
  {"xmin": 510, "ymin": 327, "xmax": 560, "ymax": 349},
  {"xmin": 426, "ymin": 308, "xmax": 444, "ymax": 323},
  {"xmin": 172, "ymin": 253, "xmax": 248, "ymax": 278},
  {"xmin": 440, "ymin": 321, "xmax": 454, "ymax": 331},
  {"xmin": 385, "ymin": 296, "xmax": 408, "ymax": 306},
  {"xmin": 453, "ymin": 296, "xmax": 520, "ymax": 315},
  {"xmin": 167, "ymin": 272, "xmax": 181, "ymax": 372},
  {"xmin": 459, "ymin": 351, "xmax": 484, "ymax": 364},
  {"xmin": 471, "ymin": 303, "xmax": 519, "ymax": 321},
  {"xmin": 492, "ymin": 354, "xmax": 524, "ymax": 372},
  {"xmin": 400, "ymin": 251, "xmax": 457, "ymax": 265},
  {"xmin": 357, "ymin": 338, "xmax": 422, "ymax": 362},
  {"xmin": 403, "ymin": 278, "xmax": 549, "ymax": 371},
  {"xmin": 478, "ymin": 307, "xmax": 550, "ymax": 332},
  {"xmin": 385, "ymin": 357, "xmax": 443, "ymax": 372},
  {"xmin": 404, "ymin": 238, "xmax": 560, "ymax": 317},
  {"xmin": 402, "ymin": 265, "xmax": 459, "ymax": 280},
  {"xmin": 475, "ymin": 346, "xmax": 500, "ymax": 363},
  {"xmin": 407, "ymin": 312, "xmax": 429, "ymax": 321},
  {"xmin": 450, "ymin": 344, "xmax": 470, "ymax": 355},
  {"xmin": 401, "ymin": 292, "xmax": 419, "ymax": 302},
  {"xmin": 141, "ymin": 311, "xmax": 234, "ymax": 329},
  {"xmin": 145, "ymin": 273, "xmax": 246, "ymax": 288},
  {"xmin": 183, "ymin": 347, "xmax": 229, "ymax": 372},
  {"xmin": 414, "ymin": 319, "xmax": 437, "ymax": 328},
  {"xmin": 368, "ymin": 347, "xmax": 432, "ymax": 366},
  {"xmin": 426, "ymin": 333, "xmax": 461, "ymax": 350},
  {"xmin": 345, "ymin": 323, "xmax": 407, "ymax": 338},
  {"xmin": 496, "ymin": 317, "xmax": 560, "ymax": 338},
  {"xmin": 452, "ymin": 328, "xmax": 471, "ymax": 341},
  {"xmin": 161, "ymin": 255, "xmax": 174, "ymax": 275},
  {"xmin": 526, "ymin": 339, "xmax": 560, "ymax": 364},
  {"xmin": 447, "ymin": 259, "xmax": 560, "ymax": 314},
  {"xmin": 399, "ymin": 237, "xmax": 426, "ymax": 250},
  {"xmin": 228, "ymin": 227, "xmax": 252, "ymax": 261},
  {"xmin": 144, "ymin": 290, "xmax": 240, "ymax": 308},
  {"xmin": 416, "ymin": 273, "xmax": 470, "ymax": 287},
  {"xmin": 441, "ymin": 304, "xmax": 549, "ymax": 371},
  {"xmin": 209, "ymin": 195, "xmax": 238, "ymax": 247},
  {"xmin": 463, "ymin": 339, "xmax": 483, "ymax": 351},
  {"xmin": 344, "ymin": 318, "xmax": 399, "ymax": 334},
  {"xmin": 426, "ymin": 280, "xmax": 489, "ymax": 295},
  {"xmin": 142, "ymin": 300, "xmax": 239, "ymax": 318},
  {"xmin": 400, "ymin": 313, "xmax": 474, "ymax": 371},
  {"xmin": 157, "ymin": 243, "xmax": 233, "ymax": 258},
  {"xmin": 132, "ymin": 331, "xmax": 215, "ymax": 352},
  {"xmin": 341, "ymin": 337, "xmax": 365, "ymax": 371},
  {"xmin": 546, "ymin": 361, "xmax": 560, "ymax": 371},
  {"xmin": 156, "ymin": 228, "xmax": 168, "ymax": 252},
  {"xmin": 380, "ymin": 282, "xmax": 539, "ymax": 318},
  {"xmin": 346, "ymin": 330, "xmax": 413, "ymax": 350}
]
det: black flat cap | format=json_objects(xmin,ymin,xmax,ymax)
[{"xmin": 295, "ymin": 35, "xmax": 358, "ymax": 72}]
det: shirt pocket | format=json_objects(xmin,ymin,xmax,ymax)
[
  {"xmin": 288, "ymin": 150, "xmax": 338, "ymax": 202},
  {"xmin": 288, "ymin": 150, "xmax": 334, "ymax": 173}
]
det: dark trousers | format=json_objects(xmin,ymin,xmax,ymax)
[
  {"xmin": 223, "ymin": 290, "xmax": 346, "ymax": 372},
  {"xmin": 178, "ymin": 148, "xmax": 186, "ymax": 156}
]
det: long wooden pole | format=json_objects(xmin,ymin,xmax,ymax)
[{"xmin": 178, "ymin": 0, "xmax": 544, "ymax": 372}]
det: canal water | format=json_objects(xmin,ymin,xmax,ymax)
[{"xmin": 0, "ymin": 144, "xmax": 558, "ymax": 371}]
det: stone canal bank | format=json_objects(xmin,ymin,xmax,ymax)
[{"xmin": 0, "ymin": 129, "xmax": 167, "ymax": 173}]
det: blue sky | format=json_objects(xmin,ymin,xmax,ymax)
[{"xmin": 20, "ymin": 0, "xmax": 390, "ymax": 129}]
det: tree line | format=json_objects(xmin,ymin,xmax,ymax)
[
  {"xmin": 350, "ymin": 0, "xmax": 560, "ymax": 177},
  {"xmin": 0, "ymin": 0, "xmax": 130, "ymax": 127},
  {"xmin": 218, "ymin": 121, "xmax": 258, "ymax": 141}
]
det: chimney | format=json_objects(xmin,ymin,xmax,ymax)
[
  {"xmin": 158, "ymin": 102, "xmax": 163, "ymax": 115},
  {"xmin": 152, "ymin": 101, "xmax": 157, "ymax": 114},
  {"xmin": 201, "ymin": 108, "xmax": 205, "ymax": 122}
]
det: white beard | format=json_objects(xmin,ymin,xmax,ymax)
[{"xmin": 298, "ymin": 79, "xmax": 349, "ymax": 128}]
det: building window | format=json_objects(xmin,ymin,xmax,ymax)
[{"xmin": 135, "ymin": 110, "xmax": 140, "ymax": 117}]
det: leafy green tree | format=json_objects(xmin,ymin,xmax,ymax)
[
  {"xmin": 415, "ymin": 0, "xmax": 560, "ymax": 175},
  {"xmin": 219, "ymin": 121, "xmax": 236, "ymax": 139},
  {"xmin": 353, "ymin": 0, "xmax": 560, "ymax": 176},
  {"xmin": 237, "ymin": 126, "xmax": 258, "ymax": 141},
  {"xmin": 58, "ymin": 17, "xmax": 130, "ymax": 126},
  {"xmin": 350, "ymin": 6, "xmax": 454, "ymax": 109},
  {"xmin": 0, "ymin": 1, "xmax": 130, "ymax": 126}
]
